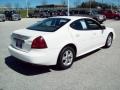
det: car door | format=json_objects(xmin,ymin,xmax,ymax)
[
  {"xmin": 106, "ymin": 10, "xmax": 114, "ymax": 18},
  {"xmin": 84, "ymin": 19, "xmax": 104, "ymax": 48},
  {"xmin": 69, "ymin": 19, "xmax": 96, "ymax": 55}
]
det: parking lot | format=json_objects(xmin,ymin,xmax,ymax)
[{"xmin": 0, "ymin": 18, "xmax": 120, "ymax": 90}]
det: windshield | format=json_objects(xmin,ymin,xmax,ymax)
[
  {"xmin": 92, "ymin": 10, "xmax": 102, "ymax": 15},
  {"xmin": 27, "ymin": 18, "xmax": 70, "ymax": 32}
]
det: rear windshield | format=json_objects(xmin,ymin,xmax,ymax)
[{"xmin": 27, "ymin": 18, "xmax": 70, "ymax": 32}]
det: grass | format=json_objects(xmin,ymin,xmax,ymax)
[
  {"xmin": 17, "ymin": 10, "xmax": 34, "ymax": 18},
  {"xmin": 19, "ymin": 10, "xmax": 27, "ymax": 18}
]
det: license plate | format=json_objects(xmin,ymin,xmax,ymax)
[{"xmin": 14, "ymin": 38, "xmax": 24, "ymax": 48}]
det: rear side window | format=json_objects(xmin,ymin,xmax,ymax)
[
  {"xmin": 70, "ymin": 19, "xmax": 87, "ymax": 30},
  {"xmin": 70, "ymin": 20, "xmax": 83, "ymax": 30}
]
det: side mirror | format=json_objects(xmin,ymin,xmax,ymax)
[{"xmin": 101, "ymin": 25, "xmax": 106, "ymax": 29}]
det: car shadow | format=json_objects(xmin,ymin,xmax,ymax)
[
  {"xmin": 5, "ymin": 56, "xmax": 51, "ymax": 76},
  {"xmin": 75, "ymin": 48, "xmax": 101, "ymax": 62},
  {"xmin": 5, "ymin": 49, "xmax": 101, "ymax": 76}
]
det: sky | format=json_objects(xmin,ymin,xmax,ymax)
[
  {"xmin": 0, "ymin": 0, "xmax": 119, "ymax": 8},
  {"xmin": 0, "ymin": 0, "xmax": 74, "ymax": 8}
]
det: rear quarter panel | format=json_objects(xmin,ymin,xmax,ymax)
[{"xmin": 44, "ymin": 25, "xmax": 74, "ymax": 51}]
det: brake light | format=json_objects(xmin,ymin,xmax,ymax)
[{"xmin": 31, "ymin": 36, "xmax": 47, "ymax": 49}]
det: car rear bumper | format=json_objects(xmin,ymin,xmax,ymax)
[
  {"xmin": 8, "ymin": 45, "xmax": 58, "ymax": 65},
  {"xmin": 0, "ymin": 18, "xmax": 5, "ymax": 22}
]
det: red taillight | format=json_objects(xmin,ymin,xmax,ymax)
[{"xmin": 31, "ymin": 36, "xmax": 47, "ymax": 49}]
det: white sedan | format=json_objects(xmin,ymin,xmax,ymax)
[{"xmin": 8, "ymin": 16, "xmax": 115, "ymax": 69}]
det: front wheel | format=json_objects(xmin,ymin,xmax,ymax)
[
  {"xmin": 57, "ymin": 46, "xmax": 75, "ymax": 70},
  {"xmin": 104, "ymin": 34, "xmax": 113, "ymax": 48}
]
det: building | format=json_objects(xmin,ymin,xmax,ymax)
[
  {"xmin": 0, "ymin": 6, "xmax": 8, "ymax": 11},
  {"xmin": 36, "ymin": 4, "xmax": 67, "ymax": 10}
]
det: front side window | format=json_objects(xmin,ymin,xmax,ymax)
[
  {"xmin": 85, "ymin": 19, "xmax": 101, "ymax": 30},
  {"xmin": 27, "ymin": 18, "xmax": 70, "ymax": 32}
]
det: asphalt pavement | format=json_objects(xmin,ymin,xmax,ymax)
[{"xmin": 0, "ymin": 18, "xmax": 120, "ymax": 90}]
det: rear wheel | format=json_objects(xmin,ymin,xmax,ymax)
[
  {"xmin": 57, "ymin": 46, "xmax": 75, "ymax": 70},
  {"xmin": 104, "ymin": 34, "xmax": 113, "ymax": 48},
  {"xmin": 115, "ymin": 16, "xmax": 119, "ymax": 20}
]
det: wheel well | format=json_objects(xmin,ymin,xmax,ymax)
[
  {"xmin": 62, "ymin": 44, "xmax": 77, "ymax": 56},
  {"xmin": 57, "ymin": 43, "xmax": 77, "ymax": 65}
]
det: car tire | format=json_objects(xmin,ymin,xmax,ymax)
[
  {"xmin": 115, "ymin": 16, "xmax": 119, "ymax": 20},
  {"xmin": 104, "ymin": 33, "xmax": 113, "ymax": 48},
  {"xmin": 19, "ymin": 18, "xmax": 21, "ymax": 20},
  {"xmin": 99, "ymin": 21, "xmax": 103, "ymax": 24},
  {"xmin": 57, "ymin": 46, "xmax": 75, "ymax": 70}
]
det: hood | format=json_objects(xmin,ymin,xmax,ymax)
[{"xmin": 12, "ymin": 14, "xmax": 20, "ymax": 16}]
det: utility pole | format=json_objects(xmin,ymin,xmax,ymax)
[
  {"xmin": 111, "ymin": 3, "xmax": 113, "ymax": 11},
  {"xmin": 67, "ymin": 0, "xmax": 70, "ymax": 16},
  {"xmin": 102, "ymin": 0, "xmax": 103, "ymax": 3},
  {"xmin": 26, "ymin": 0, "xmax": 28, "ymax": 17},
  {"xmin": 118, "ymin": 0, "xmax": 120, "ymax": 9},
  {"xmin": 101, "ymin": 0, "xmax": 103, "ymax": 9},
  {"xmin": 89, "ymin": 0, "xmax": 92, "ymax": 11}
]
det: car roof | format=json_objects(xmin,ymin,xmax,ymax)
[{"xmin": 50, "ymin": 16, "xmax": 90, "ymax": 20}]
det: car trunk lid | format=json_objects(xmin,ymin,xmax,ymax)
[{"xmin": 11, "ymin": 28, "xmax": 50, "ymax": 52}]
